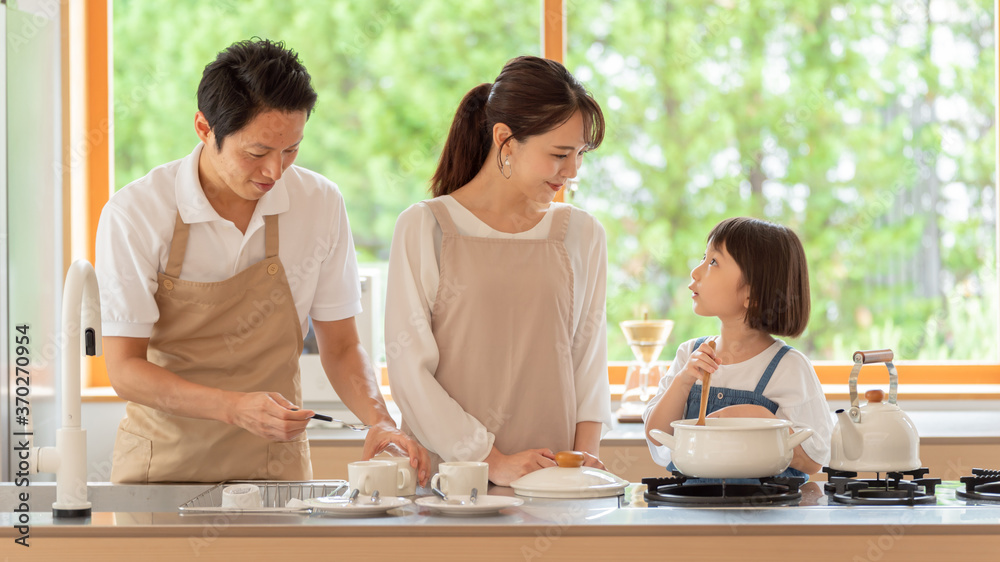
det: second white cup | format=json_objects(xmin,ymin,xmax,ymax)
[
  {"xmin": 430, "ymin": 461, "xmax": 489, "ymax": 497},
  {"xmin": 375, "ymin": 455, "xmax": 418, "ymax": 496},
  {"xmin": 348, "ymin": 460, "xmax": 398, "ymax": 496}
]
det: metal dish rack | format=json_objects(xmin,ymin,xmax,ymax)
[{"xmin": 179, "ymin": 480, "xmax": 348, "ymax": 514}]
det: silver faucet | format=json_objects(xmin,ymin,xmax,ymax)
[{"xmin": 30, "ymin": 259, "xmax": 102, "ymax": 517}]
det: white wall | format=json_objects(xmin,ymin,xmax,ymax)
[{"xmin": 4, "ymin": 0, "xmax": 63, "ymax": 482}]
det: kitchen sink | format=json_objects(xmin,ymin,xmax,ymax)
[{"xmin": 0, "ymin": 482, "xmax": 215, "ymax": 513}]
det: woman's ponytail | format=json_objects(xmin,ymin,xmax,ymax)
[
  {"xmin": 431, "ymin": 83, "xmax": 492, "ymax": 197},
  {"xmin": 430, "ymin": 56, "xmax": 605, "ymax": 197}
]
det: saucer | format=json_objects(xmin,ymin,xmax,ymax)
[
  {"xmin": 304, "ymin": 496, "xmax": 411, "ymax": 516},
  {"xmin": 415, "ymin": 495, "xmax": 523, "ymax": 516}
]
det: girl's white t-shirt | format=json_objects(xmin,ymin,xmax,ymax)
[{"xmin": 643, "ymin": 338, "xmax": 835, "ymax": 468}]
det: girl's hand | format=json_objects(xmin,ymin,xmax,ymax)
[
  {"xmin": 708, "ymin": 404, "xmax": 775, "ymax": 419},
  {"xmin": 677, "ymin": 339, "xmax": 719, "ymax": 384}
]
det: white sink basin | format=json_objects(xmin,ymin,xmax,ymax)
[{"xmin": 0, "ymin": 482, "xmax": 214, "ymax": 513}]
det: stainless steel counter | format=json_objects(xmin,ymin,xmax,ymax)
[
  {"xmin": 4, "ymin": 482, "xmax": 998, "ymax": 562},
  {"xmin": 4, "ymin": 482, "xmax": 1000, "ymax": 535}
]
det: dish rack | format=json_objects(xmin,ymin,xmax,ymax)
[{"xmin": 178, "ymin": 480, "xmax": 348, "ymax": 514}]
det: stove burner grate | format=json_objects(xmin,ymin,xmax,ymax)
[
  {"xmin": 642, "ymin": 474, "xmax": 805, "ymax": 506},
  {"xmin": 957, "ymin": 468, "xmax": 1000, "ymax": 502},
  {"xmin": 822, "ymin": 467, "xmax": 940, "ymax": 506}
]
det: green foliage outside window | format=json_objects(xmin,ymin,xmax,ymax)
[{"xmin": 114, "ymin": 0, "xmax": 996, "ymax": 363}]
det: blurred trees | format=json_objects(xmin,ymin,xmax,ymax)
[
  {"xmin": 113, "ymin": 0, "xmax": 996, "ymax": 362},
  {"xmin": 566, "ymin": 0, "xmax": 996, "ymax": 361}
]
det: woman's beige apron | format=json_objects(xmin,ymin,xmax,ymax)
[
  {"xmin": 111, "ymin": 213, "xmax": 312, "ymax": 483},
  {"xmin": 409, "ymin": 198, "xmax": 577, "ymax": 466}
]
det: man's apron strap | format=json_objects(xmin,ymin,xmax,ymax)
[{"xmin": 164, "ymin": 212, "xmax": 190, "ymax": 278}]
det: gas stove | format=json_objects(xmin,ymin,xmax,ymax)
[
  {"xmin": 639, "ymin": 468, "xmax": 1000, "ymax": 508},
  {"xmin": 643, "ymin": 474, "xmax": 806, "ymax": 506},
  {"xmin": 957, "ymin": 468, "xmax": 1000, "ymax": 501},
  {"xmin": 823, "ymin": 467, "xmax": 942, "ymax": 505}
]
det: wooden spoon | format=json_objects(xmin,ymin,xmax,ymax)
[{"xmin": 696, "ymin": 340, "xmax": 717, "ymax": 426}]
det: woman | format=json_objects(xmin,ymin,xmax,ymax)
[{"xmin": 385, "ymin": 56, "xmax": 612, "ymax": 486}]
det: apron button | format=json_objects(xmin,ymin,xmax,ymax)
[
  {"xmin": 717, "ymin": 392, "xmax": 724, "ymax": 400},
  {"xmin": 163, "ymin": 279, "xmax": 174, "ymax": 290},
  {"xmin": 267, "ymin": 264, "xmax": 279, "ymax": 275}
]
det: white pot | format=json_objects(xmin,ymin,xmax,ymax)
[{"xmin": 650, "ymin": 418, "xmax": 813, "ymax": 479}]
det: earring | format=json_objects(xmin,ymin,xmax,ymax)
[{"xmin": 500, "ymin": 155, "xmax": 512, "ymax": 179}]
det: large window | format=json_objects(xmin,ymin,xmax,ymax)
[
  {"xmin": 566, "ymin": 0, "xmax": 997, "ymax": 362},
  {"xmin": 113, "ymin": 1, "xmax": 997, "ymax": 365},
  {"xmin": 113, "ymin": 0, "xmax": 538, "ymax": 261}
]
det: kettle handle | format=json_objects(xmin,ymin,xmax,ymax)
[{"xmin": 848, "ymin": 349, "xmax": 899, "ymax": 422}]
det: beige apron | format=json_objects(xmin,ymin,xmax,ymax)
[
  {"xmin": 409, "ymin": 198, "xmax": 577, "ymax": 465},
  {"xmin": 111, "ymin": 213, "xmax": 312, "ymax": 483}
]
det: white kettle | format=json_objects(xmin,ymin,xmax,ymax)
[{"xmin": 829, "ymin": 349, "xmax": 921, "ymax": 472}]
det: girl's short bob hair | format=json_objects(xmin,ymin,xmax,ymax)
[{"xmin": 708, "ymin": 217, "xmax": 811, "ymax": 338}]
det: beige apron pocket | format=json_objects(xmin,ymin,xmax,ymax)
[
  {"xmin": 266, "ymin": 438, "xmax": 312, "ymax": 480},
  {"xmin": 111, "ymin": 425, "xmax": 152, "ymax": 484}
]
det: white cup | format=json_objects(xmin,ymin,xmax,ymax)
[
  {"xmin": 348, "ymin": 460, "xmax": 399, "ymax": 496},
  {"xmin": 430, "ymin": 461, "xmax": 489, "ymax": 497},
  {"xmin": 375, "ymin": 455, "xmax": 417, "ymax": 496},
  {"xmin": 221, "ymin": 484, "xmax": 262, "ymax": 509}
]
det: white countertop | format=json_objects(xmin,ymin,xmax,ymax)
[{"xmin": 3, "ymin": 482, "xmax": 999, "ymax": 535}]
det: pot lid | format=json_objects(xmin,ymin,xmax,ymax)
[{"xmin": 509, "ymin": 452, "xmax": 628, "ymax": 499}]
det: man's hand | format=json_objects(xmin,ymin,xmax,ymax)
[
  {"xmin": 361, "ymin": 421, "xmax": 431, "ymax": 486},
  {"xmin": 228, "ymin": 391, "xmax": 313, "ymax": 441}
]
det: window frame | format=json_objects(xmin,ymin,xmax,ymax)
[{"xmin": 80, "ymin": 0, "xmax": 1000, "ymax": 398}]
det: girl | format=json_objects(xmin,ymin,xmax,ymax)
[
  {"xmin": 643, "ymin": 217, "xmax": 833, "ymax": 479},
  {"xmin": 385, "ymin": 56, "xmax": 612, "ymax": 486}
]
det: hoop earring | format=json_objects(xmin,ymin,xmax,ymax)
[{"xmin": 500, "ymin": 155, "xmax": 512, "ymax": 179}]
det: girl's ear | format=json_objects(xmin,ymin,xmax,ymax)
[{"xmin": 741, "ymin": 283, "xmax": 751, "ymax": 310}]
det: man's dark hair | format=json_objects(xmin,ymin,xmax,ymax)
[{"xmin": 197, "ymin": 37, "xmax": 317, "ymax": 149}]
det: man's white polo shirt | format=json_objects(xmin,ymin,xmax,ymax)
[{"xmin": 96, "ymin": 143, "xmax": 362, "ymax": 338}]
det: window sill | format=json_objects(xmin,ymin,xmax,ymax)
[{"xmin": 83, "ymin": 361, "xmax": 1000, "ymax": 402}]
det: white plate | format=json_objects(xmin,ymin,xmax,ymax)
[
  {"xmin": 415, "ymin": 495, "xmax": 523, "ymax": 516},
  {"xmin": 303, "ymin": 496, "xmax": 411, "ymax": 516}
]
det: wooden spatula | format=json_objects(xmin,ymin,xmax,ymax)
[{"xmin": 696, "ymin": 340, "xmax": 717, "ymax": 426}]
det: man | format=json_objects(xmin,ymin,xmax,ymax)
[{"xmin": 97, "ymin": 38, "xmax": 428, "ymax": 483}]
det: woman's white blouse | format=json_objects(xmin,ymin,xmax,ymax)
[{"xmin": 385, "ymin": 196, "xmax": 613, "ymax": 462}]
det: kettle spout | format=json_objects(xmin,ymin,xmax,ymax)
[{"xmin": 836, "ymin": 409, "xmax": 863, "ymax": 461}]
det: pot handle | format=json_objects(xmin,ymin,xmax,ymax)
[
  {"xmin": 786, "ymin": 428, "xmax": 814, "ymax": 451},
  {"xmin": 649, "ymin": 429, "xmax": 676, "ymax": 450},
  {"xmin": 848, "ymin": 348, "xmax": 899, "ymax": 422}
]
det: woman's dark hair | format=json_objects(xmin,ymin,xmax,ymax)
[
  {"xmin": 708, "ymin": 217, "xmax": 811, "ymax": 338},
  {"xmin": 431, "ymin": 56, "xmax": 605, "ymax": 196},
  {"xmin": 197, "ymin": 38, "xmax": 317, "ymax": 150}
]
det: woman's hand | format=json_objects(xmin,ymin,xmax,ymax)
[
  {"xmin": 676, "ymin": 339, "xmax": 719, "ymax": 385},
  {"xmin": 228, "ymin": 391, "xmax": 313, "ymax": 441},
  {"xmin": 484, "ymin": 448, "xmax": 556, "ymax": 486},
  {"xmin": 361, "ymin": 421, "xmax": 432, "ymax": 486},
  {"xmin": 580, "ymin": 451, "xmax": 605, "ymax": 469}
]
